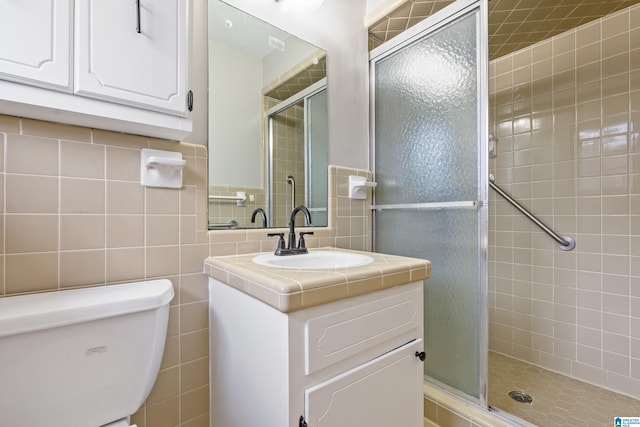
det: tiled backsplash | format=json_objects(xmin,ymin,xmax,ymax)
[
  {"xmin": 208, "ymin": 165, "xmax": 373, "ymax": 256},
  {"xmin": 489, "ymin": 4, "xmax": 640, "ymax": 398},
  {"xmin": 0, "ymin": 115, "xmax": 210, "ymax": 427}
]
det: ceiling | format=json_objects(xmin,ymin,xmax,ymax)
[{"xmin": 368, "ymin": 0, "xmax": 640, "ymax": 59}]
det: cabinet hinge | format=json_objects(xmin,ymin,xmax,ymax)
[
  {"xmin": 187, "ymin": 90, "xmax": 194, "ymax": 112},
  {"xmin": 299, "ymin": 415, "xmax": 307, "ymax": 427}
]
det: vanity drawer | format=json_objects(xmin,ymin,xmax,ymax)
[{"xmin": 304, "ymin": 282, "xmax": 422, "ymax": 375}]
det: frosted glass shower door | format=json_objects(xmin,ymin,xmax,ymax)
[
  {"xmin": 306, "ymin": 89, "xmax": 328, "ymax": 226},
  {"xmin": 370, "ymin": 0, "xmax": 488, "ymax": 404}
]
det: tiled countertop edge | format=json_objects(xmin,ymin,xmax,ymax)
[{"xmin": 204, "ymin": 247, "xmax": 431, "ymax": 312}]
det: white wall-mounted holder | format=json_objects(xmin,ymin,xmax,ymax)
[
  {"xmin": 348, "ymin": 175, "xmax": 377, "ymax": 199},
  {"xmin": 140, "ymin": 148, "xmax": 187, "ymax": 189},
  {"xmin": 489, "ymin": 134, "xmax": 498, "ymax": 158}
]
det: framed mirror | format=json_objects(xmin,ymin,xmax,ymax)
[{"xmin": 208, "ymin": 0, "xmax": 328, "ymax": 230}]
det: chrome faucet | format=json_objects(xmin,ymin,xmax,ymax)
[
  {"xmin": 250, "ymin": 208, "xmax": 267, "ymax": 228},
  {"xmin": 267, "ymin": 205, "xmax": 313, "ymax": 256}
]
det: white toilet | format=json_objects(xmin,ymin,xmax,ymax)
[{"xmin": 0, "ymin": 279, "xmax": 174, "ymax": 427}]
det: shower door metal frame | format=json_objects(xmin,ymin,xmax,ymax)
[
  {"xmin": 369, "ymin": 0, "xmax": 489, "ymax": 409},
  {"xmin": 266, "ymin": 78, "xmax": 327, "ymax": 226}
]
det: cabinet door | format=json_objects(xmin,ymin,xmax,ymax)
[
  {"xmin": 75, "ymin": 0, "xmax": 189, "ymax": 115},
  {"xmin": 0, "ymin": 0, "xmax": 72, "ymax": 90},
  {"xmin": 304, "ymin": 339, "xmax": 424, "ymax": 427}
]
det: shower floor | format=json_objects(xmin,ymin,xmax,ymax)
[{"xmin": 489, "ymin": 351, "xmax": 640, "ymax": 426}]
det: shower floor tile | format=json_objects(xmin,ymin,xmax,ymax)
[{"xmin": 489, "ymin": 351, "xmax": 640, "ymax": 426}]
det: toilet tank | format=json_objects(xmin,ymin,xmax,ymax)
[{"xmin": 0, "ymin": 279, "xmax": 174, "ymax": 427}]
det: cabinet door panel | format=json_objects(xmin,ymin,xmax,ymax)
[
  {"xmin": 305, "ymin": 284, "xmax": 422, "ymax": 375},
  {"xmin": 305, "ymin": 339, "xmax": 423, "ymax": 427},
  {"xmin": 75, "ymin": 0, "xmax": 188, "ymax": 114},
  {"xmin": 0, "ymin": 0, "xmax": 72, "ymax": 89}
]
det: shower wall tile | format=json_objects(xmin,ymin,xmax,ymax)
[
  {"xmin": 0, "ymin": 116, "xmax": 210, "ymax": 426},
  {"xmin": 489, "ymin": 4, "xmax": 640, "ymax": 400}
]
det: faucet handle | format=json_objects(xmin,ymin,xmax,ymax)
[
  {"xmin": 267, "ymin": 233, "xmax": 286, "ymax": 254},
  {"xmin": 298, "ymin": 231, "xmax": 314, "ymax": 249}
]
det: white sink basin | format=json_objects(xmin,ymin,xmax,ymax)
[{"xmin": 253, "ymin": 250, "xmax": 374, "ymax": 270}]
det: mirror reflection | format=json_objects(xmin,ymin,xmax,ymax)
[{"xmin": 208, "ymin": 0, "xmax": 328, "ymax": 230}]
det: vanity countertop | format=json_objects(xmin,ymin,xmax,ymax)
[{"xmin": 204, "ymin": 247, "xmax": 431, "ymax": 312}]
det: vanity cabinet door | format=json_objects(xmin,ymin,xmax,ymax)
[
  {"xmin": 0, "ymin": 0, "xmax": 72, "ymax": 90},
  {"xmin": 75, "ymin": 0, "xmax": 189, "ymax": 115},
  {"xmin": 304, "ymin": 339, "xmax": 424, "ymax": 427}
]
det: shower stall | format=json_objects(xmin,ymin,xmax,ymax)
[{"xmin": 371, "ymin": 0, "xmax": 640, "ymax": 425}]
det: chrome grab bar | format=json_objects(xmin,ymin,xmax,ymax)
[
  {"xmin": 287, "ymin": 176, "xmax": 295, "ymax": 210},
  {"xmin": 489, "ymin": 174, "xmax": 575, "ymax": 251},
  {"xmin": 209, "ymin": 219, "xmax": 238, "ymax": 230},
  {"xmin": 208, "ymin": 194, "xmax": 245, "ymax": 202},
  {"xmin": 208, "ymin": 192, "xmax": 246, "ymax": 207}
]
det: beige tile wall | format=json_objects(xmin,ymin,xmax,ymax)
[
  {"xmin": 0, "ymin": 117, "xmax": 372, "ymax": 427},
  {"xmin": 0, "ymin": 115, "xmax": 210, "ymax": 427},
  {"xmin": 208, "ymin": 165, "xmax": 373, "ymax": 256},
  {"xmin": 489, "ymin": 4, "xmax": 640, "ymax": 398}
]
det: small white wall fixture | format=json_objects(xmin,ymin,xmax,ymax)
[
  {"xmin": 140, "ymin": 148, "xmax": 187, "ymax": 189},
  {"xmin": 348, "ymin": 175, "xmax": 377, "ymax": 199}
]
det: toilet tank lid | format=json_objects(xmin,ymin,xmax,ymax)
[{"xmin": 0, "ymin": 279, "xmax": 174, "ymax": 338}]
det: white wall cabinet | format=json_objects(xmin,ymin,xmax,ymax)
[
  {"xmin": 75, "ymin": 0, "xmax": 189, "ymax": 114},
  {"xmin": 209, "ymin": 279, "xmax": 425, "ymax": 427},
  {"xmin": 0, "ymin": 0, "xmax": 192, "ymax": 140},
  {"xmin": 0, "ymin": 0, "xmax": 72, "ymax": 90}
]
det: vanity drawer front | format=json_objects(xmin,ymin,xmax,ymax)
[{"xmin": 305, "ymin": 283, "xmax": 422, "ymax": 375}]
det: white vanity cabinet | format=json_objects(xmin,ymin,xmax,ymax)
[
  {"xmin": 209, "ymin": 278, "xmax": 425, "ymax": 427},
  {"xmin": 0, "ymin": 0, "xmax": 72, "ymax": 90},
  {"xmin": 0, "ymin": 0, "xmax": 192, "ymax": 140}
]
